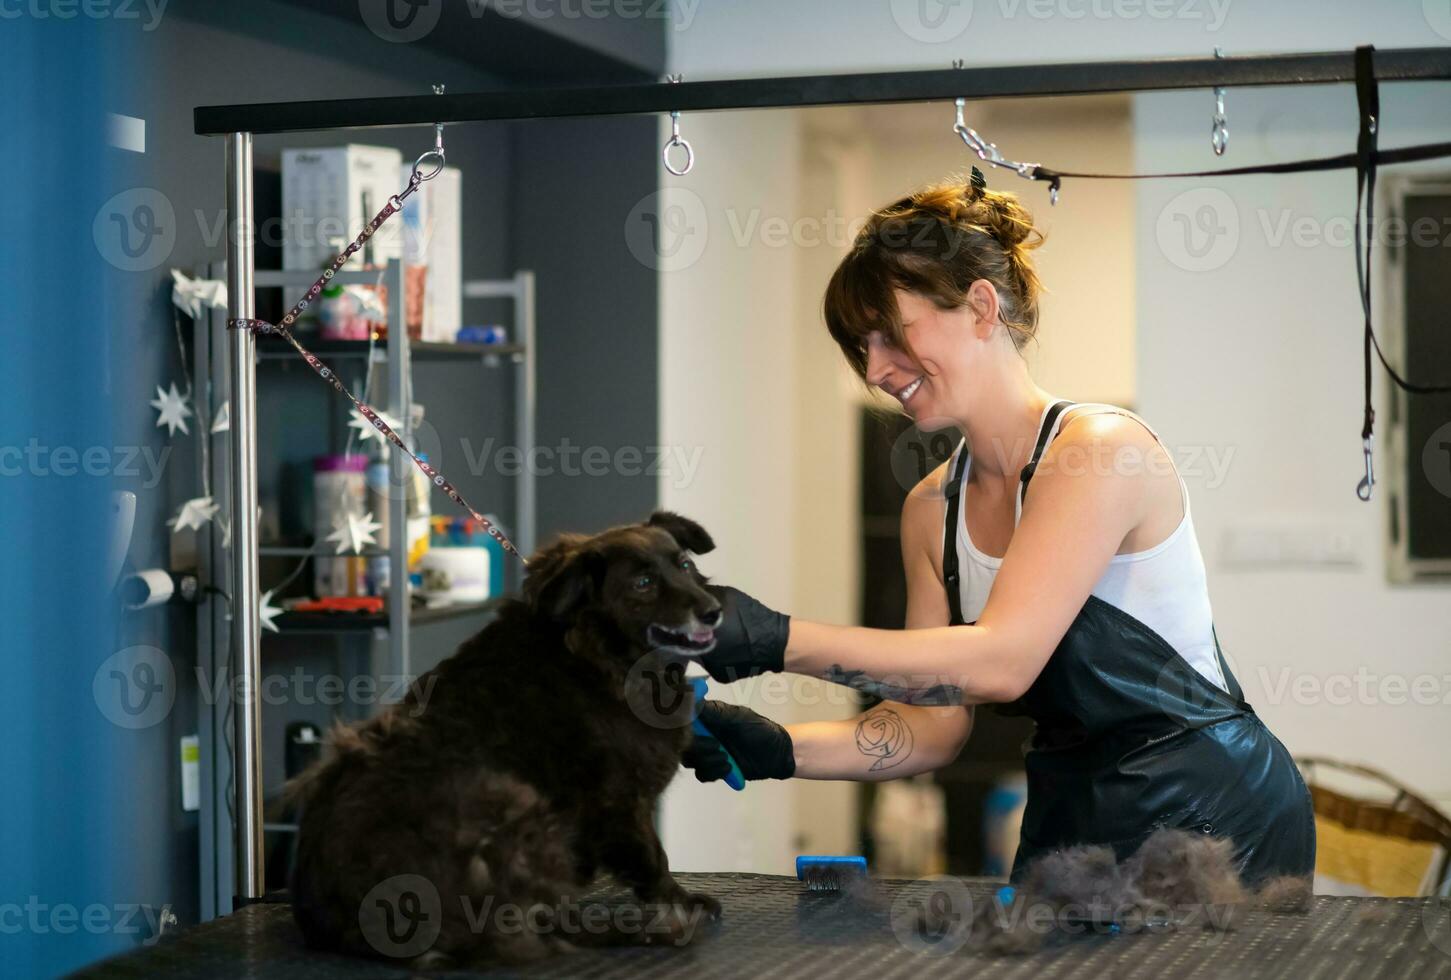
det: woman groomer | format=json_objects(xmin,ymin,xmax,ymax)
[{"xmin": 685, "ymin": 168, "xmax": 1315, "ymax": 883}]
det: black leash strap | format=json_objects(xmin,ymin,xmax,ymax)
[
  {"xmin": 1354, "ymin": 45, "xmax": 1380, "ymax": 501},
  {"xmin": 1028, "ymin": 138, "xmax": 1451, "ymax": 192},
  {"xmin": 941, "ymin": 400, "xmax": 1072, "ymax": 626}
]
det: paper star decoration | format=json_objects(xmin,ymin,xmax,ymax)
[
  {"xmin": 169, "ymin": 495, "xmax": 219, "ymax": 533},
  {"xmin": 171, "ymin": 269, "xmax": 228, "ymax": 319},
  {"xmin": 258, "ymin": 589, "xmax": 282, "ymax": 634},
  {"xmin": 210, "ymin": 401, "xmax": 230, "ymax": 434},
  {"xmin": 348, "ymin": 407, "xmax": 402, "ymax": 447},
  {"xmin": 151, "ymin": 382, "xmax": 193, "ymax": 437},
  {"xmin": 326, "ymin": 511, "xmax": 382, "ymax": 554}
]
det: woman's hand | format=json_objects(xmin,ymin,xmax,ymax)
[
  {"xmin": 681, "ymin": 701, "xmax": 795, "ymax": 782},
  {"xmin": 697, "ymin": 585, "xmax": 790, "ymax": 683}
]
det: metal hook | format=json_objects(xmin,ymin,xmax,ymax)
[
  {"xmin": 1356, "ymin": 435, "xmax": 1375, "ymax": 501},
  {"xmin": 1211, "ymin": 48, "xmax": 1229, "ymax": 156},
  {"xmin": 411, "ymin": 83, "xmax": 447, "ymax": 183},
  {"xmin": 953, "ymin": 98, "xmax": 1048, "ymax": 196},
  {"xmin": 662, "ymin": 75, "xmax": 694, "ymax": 176}
]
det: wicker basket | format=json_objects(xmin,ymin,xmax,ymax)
[{"xmin": 1297, "ymin": 756, "xmax": 1451, "ymax": 896}]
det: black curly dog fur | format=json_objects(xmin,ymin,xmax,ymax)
[{"xmin": 287, "ymin": 511, "xmax": 725, "ymax": 966}]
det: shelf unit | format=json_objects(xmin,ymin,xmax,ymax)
[{"xmin": 193, "ymin": 259, "xmax": 535, "ymax": 918}]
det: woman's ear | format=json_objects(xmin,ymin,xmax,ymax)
[
  {"xmin": 646, "ymin": 511, "xmax": 715, "ymax": 555},
  {"xmin": 523, "ymin": 534, "xmax": 598, "ymax": 619},
  {"xmin": 965, "ymin": 279, "xmax": 1001, "ymax": 339}
]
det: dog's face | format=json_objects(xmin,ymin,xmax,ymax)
[{"xmin": 523, "ymin": 512, "xmax": 722, "ymax": 659}]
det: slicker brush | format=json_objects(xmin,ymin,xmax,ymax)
[{"xmin": 796, "ymin": 855, "xmax": 868, "ymax": 893}]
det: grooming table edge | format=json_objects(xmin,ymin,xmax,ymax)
[{"xmin": 71, "ymin": 872, "xmax": 1451, "ymax": 979}]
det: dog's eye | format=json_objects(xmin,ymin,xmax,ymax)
[
  {"xmin": 679, "ymin": 556, "xmax": 695, "ymax": 573},
  {"xmin": 633, "ymin": 574, "xmax": 655, "ymax": 592}
]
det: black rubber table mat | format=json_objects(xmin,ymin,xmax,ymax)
[{"xmin": 76, "ymin": 873, "xmax": 1451, "ymax": 979}]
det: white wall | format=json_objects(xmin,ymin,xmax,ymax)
[
  {"xmin": 655, "ymin": 108, "xmax": 809, "ymax": 873},
  {"xmin": 670, "ymin": 0, "xmax": 1449, "ymax": 77},
  {"xmin": 1134, "ymin": 81, "xmax": 1451, "ymax": 798}
]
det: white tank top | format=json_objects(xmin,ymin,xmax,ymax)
[{"xmin": 948, "ymin": 400, "xmax": 1228, "ymax": 692}]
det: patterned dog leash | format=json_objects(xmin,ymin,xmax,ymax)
[{"xmin": 228, "ymin": 151, "xmax": 526, "ymax": 563}]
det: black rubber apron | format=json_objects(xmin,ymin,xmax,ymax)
[{"xmin": 942, "ymin": 401, "xmax": 1315, "ymax": 883}]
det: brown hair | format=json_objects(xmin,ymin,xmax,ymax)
[{"xmin": 824, "ymin": 174, "xmax": 1045, "ymax": 379}]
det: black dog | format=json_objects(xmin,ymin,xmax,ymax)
[{"xmin": 287, "ymin": 511, "xmax": 724, "ymax": 965}]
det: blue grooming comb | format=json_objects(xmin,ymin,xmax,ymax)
[
  {"xmin": 796, "ymin": 855, "xmax": 868, "ymax": 892},
  {"xmin": 689, "ymin": 677, "xmax": 745, "ymax": 791}
]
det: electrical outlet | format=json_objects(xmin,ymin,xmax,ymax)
[{"xmin": 1220, "ymin": 524, "xmax": 1362, "ymax": 569}]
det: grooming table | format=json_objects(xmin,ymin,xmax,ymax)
[{"xmin": 75, "ymin": 873, "xmax": 1451, "ymax": 979}]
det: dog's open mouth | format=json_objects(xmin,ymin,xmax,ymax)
[{"xmin": 646, "ymin": 623, "xmax": 717, "ymax": 657}]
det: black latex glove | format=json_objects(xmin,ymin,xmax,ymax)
[
  {"xmin": 699, "ymin": 585, "xmax": 790, "ymax": 683},
  {"xmin": 682, "ymin": 700, "xmax": 796, "ymax": 782}
]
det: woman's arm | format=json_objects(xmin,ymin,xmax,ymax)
[
  {"xmin": 789, "ymin": 702, "xmax": 972, "ymax": 780},
  {"xmin": 785, "ymin": 415, "xmax": 1155, "ymax": 704},
  {"xmin": 789, "ymin": 459, "xmax": 972, "ymax": 780}
]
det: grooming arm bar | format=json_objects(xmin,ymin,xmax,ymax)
[{"xmin": 195, "ymin": 47, "xmax": 1451, "ymax": 135}]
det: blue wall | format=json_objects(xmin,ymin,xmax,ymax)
[
  {"xmin": 2, "ymin": 3, "xmax": 663, "ymax": 975},
  {"xmin": 0, "ymin": 15, "xmax": 132, "ymax": 978}
]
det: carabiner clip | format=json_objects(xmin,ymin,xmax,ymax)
[{"xmin": 1356, "ymin": 435, "xmax": 1375, "ymax": 502}]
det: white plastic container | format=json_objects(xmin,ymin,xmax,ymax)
[
  {"xmin": 313, "ymin": 455, "xmax": 369, "ymax": 597},
  {"xmin": 283, "ymin": 145, "xmax": 404, "ymax": 272}
]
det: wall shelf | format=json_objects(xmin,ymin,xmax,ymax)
[
  {"xmin": 270, "ymin": 597, "xmax": 509, "ymax": 634},
  {"xmin": 195, "ymin": 261, "xmax": 536, "ymax": 920},
  {"xmin": 255, "ymin": 335, "xmax": 527, "ymax": 363}
]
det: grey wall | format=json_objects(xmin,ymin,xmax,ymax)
[{"xmin": 513, "ymin": 115, "xmax": 662, "ymax": 540}]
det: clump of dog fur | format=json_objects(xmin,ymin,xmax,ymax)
[{"xmin": 914, "ymin": 829, "xmax": 1313, "ymax": 955}]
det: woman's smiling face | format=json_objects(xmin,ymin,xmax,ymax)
[{"xmin": 863, "ymin": 286, "xmax": 996, "ymax": 430}]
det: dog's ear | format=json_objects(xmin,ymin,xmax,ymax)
[
  {"xmin": 647, "ymin": 511, "xmax": 715, "ymax": 555},
  {"xmin": 523, "ymin": 534, "xmax": 599, "ymax": 619}
]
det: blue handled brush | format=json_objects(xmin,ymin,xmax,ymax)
[
  {"xmin": 796, "ymin": 855, "xmax": 868, "ymax": 892},
  {"xmin": 689, "ymin": 677, "xmax": 746, "ymax": 791}
]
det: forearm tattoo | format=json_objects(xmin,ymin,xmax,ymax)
[
  {"xmin": 822, "ymin": 663, "xmax": 964, "ymax": 706},
  {"xmin": 855, "ymin": 708, "xmax": 914, "ymax": 772}
]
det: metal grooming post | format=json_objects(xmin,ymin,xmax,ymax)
[
  {"xmin": 386, "ymin": 259, "xmax": 411, "ymax": 681},
  {"xmin": 517, "ymin": 270, "xmax": 537, "ymax": 561},
  {"xmin": 224, "ymin": 131, "xmax": 265, "ymax": 904}
]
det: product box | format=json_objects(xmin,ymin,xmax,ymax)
[
  {"xmin": 399, "ymin": 163, "xmax": 462, "ymax": 342},
  {"xmin": 282, "ymin": 145, "xmax": 404, "ymax": 272}
]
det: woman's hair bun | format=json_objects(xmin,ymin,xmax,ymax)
[
  {"xmin": 978, "ymin": 190, "xmax": 1036, "ymax": 248},
  {"xmin": 824, "ymin": 172, "xmax": 1047, "ymax": 375}
]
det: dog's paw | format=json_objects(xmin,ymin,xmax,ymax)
[
  {"xmin": 680, "ymin": 890, "xmax": 722, "ymax": 922},
  {"xmin": 639, "ymin": 901, "xmax": 716, "ymax": 948}
]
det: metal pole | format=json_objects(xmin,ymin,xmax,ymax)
[
  {"xmin": 386, "ymin": 259, "xmax": 410, "ymax": 681},
  {"xmin": 224, "ymin": 131, "xmax": 265, "ymax": 904},
  {"xmin": 517, "ymin": 271, "xmax": 537, "ymax": 560}
]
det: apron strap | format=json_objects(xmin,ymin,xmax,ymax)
[
  {"xmin": 1211, "ymin": 623, "xmax": 1251, "ymax": 709},
  {"xmin": 941, "ymin": 400, "xmax": 1074, "ymax": 627},
  {"xmin": 1018, "ymin": 399, "xmax": 1075, "ymax": 508},
  {"xmin": 942, "ymin": 446, "xmax": 971, "ymax": 627}
]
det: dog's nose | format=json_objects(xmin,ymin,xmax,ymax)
[{"xmin": 699, "ymin": 606, "xmax": 722, "ymax": 628}]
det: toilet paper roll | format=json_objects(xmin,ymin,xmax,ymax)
[{"xmin": 121, "ymin": 568, "xmax": 176, "ymax": 611}]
